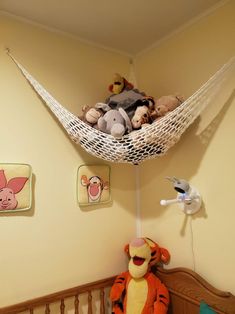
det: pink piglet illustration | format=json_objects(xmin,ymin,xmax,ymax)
[{"xmin": 0, "ymin": 170, "xmax": 28, "ymax": 210}]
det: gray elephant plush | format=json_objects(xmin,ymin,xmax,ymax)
[{"xmin": 97, "ymin": 107, "xmax": 132, "ymax": 139}]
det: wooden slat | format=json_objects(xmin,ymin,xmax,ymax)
[
  {"xmin": 74, "ymin": 294, "xmax": 79, "ymax": 314},
  {"xmin": 60, "ymin": 299, "xmax": 65, "ymax": 314},
  {"xmin": 45, "ymin": 304, "xmax": 50, "ymax": 314},
  {"xmin": 100, "ymin": 288, "xmax": 105, "ymax": 314},
  {"xmin": 88, "ymin": 291, "xmax": 92, "ymax": 314}
]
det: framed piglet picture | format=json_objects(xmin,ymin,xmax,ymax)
[
  {"xmin": 0, "ymin": 163, "xmax": 32, "ymax": 213},
  {"xmin": 77, "ymin": 164, "xmax": 111, "ymax": 206}
]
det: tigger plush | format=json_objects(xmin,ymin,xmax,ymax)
[{"xmin": 110, "ymin": 238, "xmax": 170, "ymax": 314}]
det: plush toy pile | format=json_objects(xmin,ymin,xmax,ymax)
[
  {"xmin": 110, "ymin": 237, "xmax": 170, "ymax": 314},
  {"xmin": 78, "ymin": 73, "xmax": 184, "ymax": 139}
]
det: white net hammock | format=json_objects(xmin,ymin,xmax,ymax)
[{"xmin": 7, "ymin": 51, "xmax": 235, "ymax": 165}]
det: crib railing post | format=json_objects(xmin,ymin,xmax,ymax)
[
  {"xmin": 100, "ymin": 288, "xmax": 105, "ymax": 314},
  {"xmin": 88, "ymin": 291, "xmax": 92, "ymax": 314},
  {"xmin": 60, "ymin": 299, "xmax": 65, "ymax": 314},
  {"xmin": 74, "ymin": 294, "xmax": 79, "ymax": 314},
  {"xmin": 45, "ymin": 304, "xmax": 50, "ymax": 314}
]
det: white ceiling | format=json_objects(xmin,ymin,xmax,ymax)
[{"xmin": 0, "ymin": 0, "xmax": 226, "ymax": 55}]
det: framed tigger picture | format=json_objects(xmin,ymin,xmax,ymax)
[
  {"xmin": 0, "ymin": 163, "xmax": 32, "ymax": 213},
  {"xmin": 77, "ymin": 164, "xmax": 111, "ymax": 206}
]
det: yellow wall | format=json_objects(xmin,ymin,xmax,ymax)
[
  {"xmin": 1, "ymin": 0, "xmax": 235, "ymax": 307},
  {"xmin": 0, "ymin": 15, "xmax": 136, "ymax": 306},
  {"xmin": 136, "ymin": 0, "xmax": 235, "ymax": 294}
]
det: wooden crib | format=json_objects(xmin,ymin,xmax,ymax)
[{"xmin": 0, "ymin": 267, "xmax": 234, "ymax": 314}]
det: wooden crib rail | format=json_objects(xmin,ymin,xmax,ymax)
[
  {"xmin": 156, "ymin": 267, "xmax": 235, "ymax": 314},
  {"xmin": 2, "ymin": 267, "xmax": 235, "ymax": 314},
  {"xmin": 0, "ymin": 276, "xmax": 115, "ymax": 314}
]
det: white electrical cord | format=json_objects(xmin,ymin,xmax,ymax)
[
  {"xmin": 135, "ymin": 165, "xmax": 141, "ymax": 237},
  {"xmin": 190, "ymin": 216, "xmax": 196, "ymax": 271}
]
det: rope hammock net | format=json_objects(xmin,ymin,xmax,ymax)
[{"xmin": 7, "ymin": 51, "xmax": 235, "ymax": 165}]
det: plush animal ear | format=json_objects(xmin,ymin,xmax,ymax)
[
  {"xmin": 108, "ymin": 84, "xmax": 114, "ymax": 93},
  {"xmin": 175, "ymin": 94, "xmax": 184, "ymax": 103},
  {"xmin": 7, "ymin": 177, "xmax": 28, "ymax": 194},
  {"xmin": 160, "ymin": 248, "xmax": 170, "ymax": 264},
  {"xmin": 133, "ymin": 99, "xmax": 146, "ymax": 108},
  {"xmin": 145, "ymin": 237, "xmax": 157, "ymax": 248},
  {"xmin": 119, "ymin": 108, "xmax": 132, "ymax": 133},
  {"xmin": 0, "ymin": 170, "xmax": 7, "ymax": 189},
  {"xmin": 82, "ymin": 105, "xmax": 90, "ymax": 112},
  {"xmin": 123, "ymin": 78, "xmax": 134, "ymax": 90},
  {"xmin": 124, "ymin": 244, "xmax": 130, "ymax": 257},
  {"xmin": 95, "ymin": 103, "xmax": 111, "ymax": 112},
  {"xmin": 143, "ymin": 96, "xmax": 155, "ymax": 108}
]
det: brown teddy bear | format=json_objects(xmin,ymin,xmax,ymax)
[
  {"xmin": 79, "ymin": 105, "xmax": 104, "ymax": 127},
  {"xmin": 152, "ymin": 95, "xmax": 184, "ymax": 120}
]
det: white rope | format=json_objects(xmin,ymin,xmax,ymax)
[{"xmin": 7, "ymin": 50, "xmax": 235, "ymax": 164}]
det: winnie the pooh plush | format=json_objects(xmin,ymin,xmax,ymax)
[
  {"xmin": 110, "ymin": 237, "xmax": 170, "ymax": 314},
  {"xmin": 108, "ymin": 73, "xmax": 134, "ymax": 95}
]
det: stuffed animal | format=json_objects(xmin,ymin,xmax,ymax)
[
  {"xmin": 131, "ymin": 97, "xmax": 155, "ymax": 129},
  {"xmin": 105, "ymin": 74, "xmax": 146, "ymax": 120},
  {"xmin": 153, "ymin": 95, "xmax": 184, "ymax": 120},
  {"xmin": 110, "ymin": 237, "xmax": 170, "ymax": 314},
  {"xmin": 97, "ymin": 108, "xmax": 132, "ymax": 139},
  {"xmin": 79, "ymin": 105, "xmax": 104, "ymax": 127},
  {"xmin": 109, "ymin": 73, "xmax": 134, "ymax": 95}
]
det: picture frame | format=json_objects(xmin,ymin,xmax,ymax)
[
  {"xmin": 77, "ymin": 164, "xmax": 111, "ymax": 206},
  {"xmin": 0, "ymin": 163, "xmax": 32, "ymax": 213}
]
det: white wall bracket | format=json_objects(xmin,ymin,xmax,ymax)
[{"xmin": 160, "ymin": 178, "xmax": 202, "ymax": 215}]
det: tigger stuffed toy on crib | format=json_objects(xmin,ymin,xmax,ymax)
[{"xmin": 110, "ymin": 237, "xmax": 170, "ymax": 314}]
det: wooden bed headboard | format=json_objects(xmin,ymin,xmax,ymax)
[
  {"xmin": 0, "ymin": 267, "xmax": 234, "ymax": 313},
  {"xmin": 156, "ymin": 267, "xmax": 235, "ymax": 314}
]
